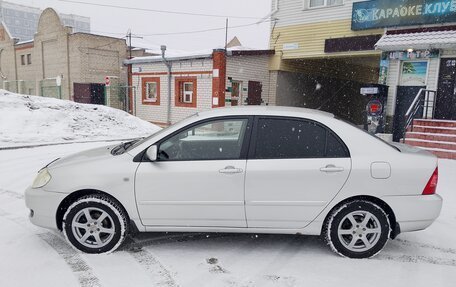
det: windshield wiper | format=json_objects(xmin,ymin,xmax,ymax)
[{"xmin": 111, "ymin": 139, "xmax": 141, "ymax": 155}]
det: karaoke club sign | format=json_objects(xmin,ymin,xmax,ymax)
[{"xmin": 352, "ymin": 0, "xmax": 456, "ymax": 30}]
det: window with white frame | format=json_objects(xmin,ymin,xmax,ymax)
[
  {"xmin": 308, "ymin": 0, "xmax": 343, "ymax": 8},
  {"xmin": 142, "ymin": 77, "xmax": 160, "ymax": 105},
  {"xmin": 175, "ymin": 77, "xmax": 197, "ymax": 107},
  {"xmin": 183, "ymin": 82, "xmax": 194, "ymax": 103},
  {"xmin": 146, "ymin": 82, "xmax": 158, "ymax": 102}
]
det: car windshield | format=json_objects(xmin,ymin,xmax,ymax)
[{"xmin": 125, "ymin": 112, "xmax": 199, "ymax": 152}]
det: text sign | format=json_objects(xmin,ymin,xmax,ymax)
[
  {"xmin": 384, "ymin": 49, "xmax": 440, "ymax": 60},
  {"xmin": 283, "ymin": 43, "xmax": 299, "ymax": 50},
  {"xmin": 361, "ymin": 87, "xmax": 379, "ymax": 95},
  {"xmin": 352, "ymin": 0, "xmax": 456, "ymax": 30}
]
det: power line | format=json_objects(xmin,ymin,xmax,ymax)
[
  {"xmin": 58, "ymin": 0, "xmax": 263, "ymax": 20},
  {"xmin": 137, "ymin": 21, "xmax": 272, "ymax": 36},
  {"xmin": 87, "ymin": 20, "xmax": 272, "ymax": 37}
]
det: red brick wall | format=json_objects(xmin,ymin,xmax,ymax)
[{"xmin": 212, "ymin": 49, "xmax": 226, "ymax": 108}]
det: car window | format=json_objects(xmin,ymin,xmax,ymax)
[
  {"xmin": 254, "ymin": 118, "xmax": 349, "ymax": 159},
  {"xmin": 158, "ymin": 119, "xmax": 248, "ymax": 161},
  {"xmin": 326, "ymin": 131, "xmax": 348, "ymax": 158}
]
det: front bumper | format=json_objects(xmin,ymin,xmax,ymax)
[
  {"xmin": 382, "ymin": 194, "xmax": 443, "ymax": 232},
  {"xmin": 24, "ymin": 186, "xmax": 67, "ymax": 230}
]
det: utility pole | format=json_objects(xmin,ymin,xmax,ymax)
[
  {"xmin": 126, "ymin": 29, "xmax": 132, "ymax": 59},
  {"xmin": 126, "ymin": 29, "xmax": 143, "ymax": 59},
  {"xmin": 125, "ymin": 29, "xmax": 142, "ymax": 115},
  {"xmin": 224, "ymin": 18, "xmax": 228, "ymax": 49}
]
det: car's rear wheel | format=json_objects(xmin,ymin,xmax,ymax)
[
  {"xmin": 323, "ymin": 200, "xmax": 390, "ymax": 258},
  {"xmin": 63, "ymin": 194, "xmax": 128, "ymax": 254}
]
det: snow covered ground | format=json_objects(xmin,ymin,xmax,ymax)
[
  {"xmin": 0, "ymin": 142, "xmax": 455, "ymax": 287},
  {"xmin": 0, "ymin": 90, "xmax": 160, "ymax": 148}
]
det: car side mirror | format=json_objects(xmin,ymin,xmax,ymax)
[{"xmin": 146, "ymin": 145, "xmax": 158, "ymax": 162}]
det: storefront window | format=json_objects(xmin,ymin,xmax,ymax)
[{"xmin": 400, "ymin": 61, "xmax": 428, "ymax": 86}]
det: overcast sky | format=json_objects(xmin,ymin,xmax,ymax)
[{"xmin": 10, "ymin": 0, "xmax": 272, "ymax": 51}]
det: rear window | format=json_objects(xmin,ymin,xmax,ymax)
[
  {"xmin": 335, "ymin": 117, "xmax": 400, "ymax": 152},
  {"xmin": 253, "ymin": 118, "xmax": 349, "ymax": 159}
]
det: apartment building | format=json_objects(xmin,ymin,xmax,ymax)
[{"xmin": 0, "ymin": 0, "xmax": 90, "ymax": 41}]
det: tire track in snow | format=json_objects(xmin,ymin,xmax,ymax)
[
  {"xmin": 375, "ymin": 253, "xmax": 456, "ymax": 267},
  {"xmin": 395, "ymin": 238, "xmax": 456, "ymax": 255},
  {"xmin": 0, "ymin": 197, "xmax": 102, "ymax": 287},
  {"xmin": 0, "ymin": 188, "xmax": 24, "ymax": 199},
  {"xmin": 125, "ymin": 232, "xmax": 238, "ymax": 250},
  {"xmin": 127, "ymin": 246, "xmax": 179, "ymax": 287},
  {"xmin": 38, "ymin": 233, "xmax": 102, "ymax": 287}
]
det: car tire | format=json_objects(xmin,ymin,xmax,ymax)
[
  {"xmin": 323, "ymin": 200, "xmax": 390, "ymax": 259},
  {"xmin": 63, "ymin": 194, "xmax": 128, "ymax": 254}
]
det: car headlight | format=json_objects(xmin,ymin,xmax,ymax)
[{"xmin": 31, "ymin": 168, "xmax": 52, "ymax": 189}]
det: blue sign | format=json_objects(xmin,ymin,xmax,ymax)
[{"xmin": 352, "ymin": 0, "xmax": 456, "ymax": 30}]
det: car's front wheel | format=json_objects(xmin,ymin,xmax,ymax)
[
  {"xmin": 63, "ymin": 194, "xmax": 128, "ymax": 254},
  {"xmin": 323, "ymin": 200, "xmax": 390, "ymax": 258}
]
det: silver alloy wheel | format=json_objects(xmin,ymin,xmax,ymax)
[
  {"xmin": 337, "ymin": 210, "xmax": 382, "ymax": 252},
  {"xmin": 71, "ymin": 207, "xmax": 115, "ymax": 248}
]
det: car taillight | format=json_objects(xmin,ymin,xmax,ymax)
[{"xmin": 422, "ymin": 167, "xmax": 438, "ymax": 195}]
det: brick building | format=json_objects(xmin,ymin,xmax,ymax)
[
  {"xmin": 125, "ymin": 47, "xmax": 274, "ymax": 126},
  {"xmin": 0, "ymin": 7, "xmax": 127, "ymax": 106}
]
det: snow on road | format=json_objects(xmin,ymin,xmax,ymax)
[
  {"xmin": 0, "ymin": 90, "xmax": 160, "ymax": 148},
  {"xmin": 0, "ymin": 143, "xmax": 455, "ymax": 287}
]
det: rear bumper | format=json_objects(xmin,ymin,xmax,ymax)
[
  {"xmin": 382, "ymin": 194, "xmax": 443, "ymax": 232},
  {"xmin": 25, "ymin": 186, "xmax": 67, "ymax": 230}
]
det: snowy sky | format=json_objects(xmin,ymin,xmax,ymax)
[{"xmin": 10, "ymin": 0, "xmax": 272, "ymax": 51}]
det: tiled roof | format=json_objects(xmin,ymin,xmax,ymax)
[{"xmin": 375, "ymin": 30, "xmax": 456, "ymax": 51}]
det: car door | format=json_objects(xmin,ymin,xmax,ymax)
[
  {"xmin": 245, "ymin": 117, "xmax": 351, "ymax": 229},
  {"xmin": 135, "ymin": 117, "xmax": 252, "ymax": 227}
]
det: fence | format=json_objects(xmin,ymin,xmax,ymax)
[
  {"xmin": 2, "ymin": 80, "xmax": 137, "ymax": 115},
  {"xmin": 2, "ymin": 80, "xmax": 36, "ymax": 95},
  {"xmin": 105, "ymin": 85, "xmax": 137, "ymax": 114},
  {"xmin": 40, "ymin": 79, "xmax": 62, "ymax": 99},
  {"xmin": 2, "ymin": 79, "xmax": 61, "ymax": 99}
]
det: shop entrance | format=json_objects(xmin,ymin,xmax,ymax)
[
  {"xmin": 435, "ymin": 58, "xmax": 456, "ymax": 120},
  {"xmin": 393, "ymin": 86, "xmax": 426, "ymax": 142}
]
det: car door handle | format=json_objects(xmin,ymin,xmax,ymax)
[
  {"xmin": 320, "ymin": 165, "xmax": 344, "ymax": 173},
  {"xmin": 219, "ymin": 166, "xmax": 244, "ymax": 174}
]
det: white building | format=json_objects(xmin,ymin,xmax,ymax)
[{"xmin": 125, "ymin": 47, "xmax": 274, "ymax": 126}]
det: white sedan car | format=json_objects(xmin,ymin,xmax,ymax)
[{"xmin": 25, "ymin": 107, "xmax": 442, "ymax": 258}]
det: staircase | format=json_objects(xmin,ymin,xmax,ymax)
[{"xmin": 404, "ymin": 119, "xmax": 456, "ymax": 159}]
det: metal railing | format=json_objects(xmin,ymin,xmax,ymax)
[{"xmin": 403, "ymin": 88, "xmax": 437, "ymax": 142}]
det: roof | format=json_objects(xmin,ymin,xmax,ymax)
[
  {"xmin": 226, "ymin": 36, "xmax": 242, "ymax": 48},
  {"xmin": 0, "ymin": 21, "xmax": 14, "ymax": 40},
  {"xmin": 124, "ymin": 46, "xmax": 274, "ymax": 65},
  {"xmin": 375, "ymin": 29, "xmax": 456, "ymax": 51}
]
